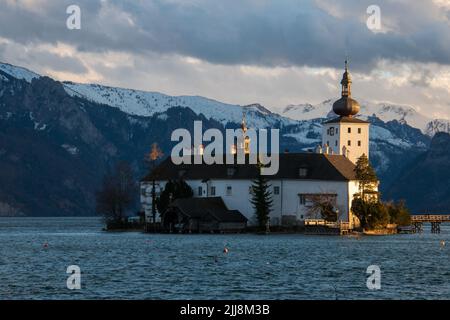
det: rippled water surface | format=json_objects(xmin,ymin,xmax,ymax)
[{"xmin": 0, "ymin": 217, "xmax": 449, "ymax": 300}]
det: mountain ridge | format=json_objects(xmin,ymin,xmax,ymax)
[
  {"xmin": 1, "ymin": 61, "xmax": 447, "ymax": 136},
  {"xmin": 385, "ymin": 132, "xmax": 450, "ymax": 213},
  {"xmin": 0, "ymin": 61, "xmax": 439, "ymax": 216}
]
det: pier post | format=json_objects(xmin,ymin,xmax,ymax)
[
  {"xmin": 413, "ymin": 222, "xmax": 423, "ymax": 233},
  {"xmin": 431, "ymin": 222, "xmax": 441, "ymax": 234}
]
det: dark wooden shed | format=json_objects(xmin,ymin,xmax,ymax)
[{"xmin": 163, "ymin": 197, "xmax": 248, "ymax": 233}]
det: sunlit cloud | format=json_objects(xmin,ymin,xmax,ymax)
[{"xmin": 0, "ymin": 0, "xmax": 449, "ymax": 120}]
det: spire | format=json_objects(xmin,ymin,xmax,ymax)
[
  {"xmin": 241, "ymin": 111, "xmax": 250, "ymax": 154},
  {"xmin": 341, "ymin": 59, "xmax": 352, "ymax": 97},
  {"xmin": 241, "ymin": 111, "xmax": 247, "ymax": 133},
  {"xmin": 332, "ymin": 58, "xmax": 360, "ymax": 117}
]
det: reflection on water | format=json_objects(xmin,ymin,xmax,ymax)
[{"xmin": 0, "ymin": 217, "xmax": 449, "ymax": 300}]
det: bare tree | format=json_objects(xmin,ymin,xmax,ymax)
[
  {"xmin": 306, "ymin": 194, "xmax": 339, "ymax": 222},
  {"xmin": 96, "ymin": 161, "xmax": 136, "ymax": 227}
]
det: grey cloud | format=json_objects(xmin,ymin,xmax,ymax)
[
  {"xmin": 0, "ymin": 41, "xmax": 87, "ymax": 75},
  {"xmin": 0, "ymin": 0, "xmax": 450, "ymax": 72},
  {"xmin": 30, "ymin": 51, "xmax": 87, "ymax": 74}
]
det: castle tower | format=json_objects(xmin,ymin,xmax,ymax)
[{"xmin": 321, "ymin": 60, "xmax": 370, "ymax": 164}]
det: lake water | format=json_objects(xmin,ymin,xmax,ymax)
[{"xmin": 0, "ymin": 217, "xmax": 449, "ymax": 300}]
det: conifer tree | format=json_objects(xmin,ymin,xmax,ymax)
[
  {"xmin": 250, "ymin": 163, "xmax": 273, "ymax": 232},
  {"xmin": 354, "ymin": 153, "xmax": 378, "ymax": 199}
]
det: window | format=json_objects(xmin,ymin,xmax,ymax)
[
  {"xmin": 348, "ymin": 127, "xmax": 351, "ymax": 133},
  {"xmin": 327, "ymin": 128, "xmax": 330, "ymax": 135},
  {"xmin": 358, "ymin": 141, "xmax": 361, "ymax": 147},
  {"xmin": 198, "ymin": 186, "xmax": 203, "ymax": 196},
  {"xmin": 210, "ymin": 186, "xmax": 216, "ymax": 196},
  {"xmin": 274, "ymin": 186, "xmax": 280, "ymax": 195},
  {"xmin": 178, "ymin": 169, "xmax": 187, "ymax": 178},
  {"xmin": 299, "ymin": 194, "xmax": 306, "ymax": 205},
  {"xmin": 335, "ymin": 140, "xmax": 338, "ymax": 147},
  {"xmin": 347, "ymin": 140, "xmax": 351, "ymax": 146},
  {"xmin": 227, "ymin": 168, "xmax": 236, "ymax": 176},
  {"xmin": 329, "ymin": 127, "xmax": 334, "ymax": 136},
  {"xmin": 226, "ymin": 186, "xmax": 232, "ymax": 196},
  {"xmin": 358, "ymin": 128, "xmax": 362, "ymax": 134},
  {"xmin": 336, "ymin": 128, "xmax": 338, "ymax": 134},
  {"xmin": 298, "ymin": 168, "xmax": 308, "ymax": 178}
]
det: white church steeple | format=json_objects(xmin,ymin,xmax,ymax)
[{"xmin": 321, "ymin": 60, "xmax": 370, "ymax": 164}]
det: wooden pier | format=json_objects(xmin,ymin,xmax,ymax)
[{"xmin": 411, "ymin": 215, "xmax": 450, "ymax": 234}]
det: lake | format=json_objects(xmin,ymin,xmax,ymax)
[{"xmin": 0, "ymin": 217, "xmax": 449, "ymax": 300}]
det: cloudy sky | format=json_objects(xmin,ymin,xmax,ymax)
[{"xmin": 1, "ymin": 0, "xmax": 450, "ymax": 118}]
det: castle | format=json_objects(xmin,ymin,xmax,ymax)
[{"xmin": 140, "ymin": 61, "xmax": 375, "ymax": 231}]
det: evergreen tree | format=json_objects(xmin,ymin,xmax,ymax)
[
  {"xmin": 351, "ymin": 197, "xmax": 390, "ymax": 229},
  {"xmin": 352, "ymin": 155, "xmax": 412, "ymax": 230},
  {"xmin": 250, "ymin": 164, "xmax": 273, "ymax": 231},
  {"xmin": 354, "ymin": 154, "xmax": 378, "ymax": 199},
  {"xmin": 386, "ymin": 200, "xmax": 411, "ymax": 226}
]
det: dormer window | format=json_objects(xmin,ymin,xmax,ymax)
[
  {"xmin": 227, "ymin": 168, "xmax": 236, "ymax": 176},
  {"xmin": 178, "ymin": 169, "xmax": 187, "ymax": 178},
  {"xmin": 298, "ymin": 168, "xmax": 308, "ymax": 178}
]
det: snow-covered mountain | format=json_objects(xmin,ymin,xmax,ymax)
[
  {"xmin": 425, "ymin": 119, "xmax": 450, "ymax": 136},
  {"xmin": 0, "ymin": 62, "xmax": 432, "ymax": 156},
  {"xmin": 63, "ymin": 82, "xmax": 297, "ymax": 129},
  {"xmin": 0, "ymin": 61, "xmax": 437, "ymax": 215},
  {"xmin": 0, "ymin": 62, "xmax": 40, "ymax": 83},
  {"xmin": 1, "ymin": 61, "xmax": 301, "ymax": 129},
  {"xmin": 0, "ymin": 60, "xmax": 432, "ymax": 166},
  {"xmin": 1, "ymin": 61, "xmax": 447, "ymax": 137},
  {"xmin": 282, "ymin": 100, "xmax": 449, "ymax": 136}
]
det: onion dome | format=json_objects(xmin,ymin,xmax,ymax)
[{"xmin": 332, "ymin": 60, "xmax": 360, "ymax": 117}]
